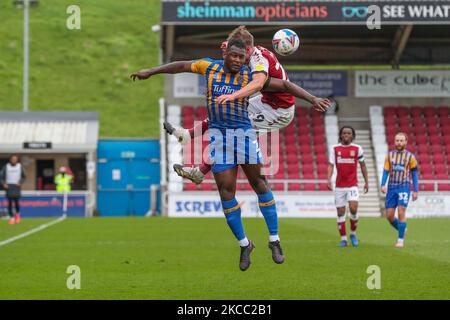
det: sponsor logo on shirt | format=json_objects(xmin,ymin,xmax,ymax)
[
  {"xmin": 393, "ymin": 164, "xmax": 405, "ymax": 171},
  {"xmin": 337, "ymin": 157, "xmax": 355, "ymax": 164}
]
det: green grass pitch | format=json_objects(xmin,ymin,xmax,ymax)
[{"xmin": 0, "ymin": 217, "xmax": 449, "ymax": 299}]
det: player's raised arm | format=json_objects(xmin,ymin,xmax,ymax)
[
  {"xmin": 264, "ymin": 77, "xmax": 332, "ymax": 112},
  {"xmin": 130, "ymin": 61, "xmax": 194, "ymax": 81}
]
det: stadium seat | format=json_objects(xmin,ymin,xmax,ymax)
[
  {"xmin": 434, "ymin": 164, "xmax": 448, "ymax": 174},
  {"xmin": 271, "ymin": 183, "xmax": 285, "ymax": 191},
  {"xmin": 182, "ymin": 106, "xmax": 195, "ymax": 117},
  {"xmin": 433, "ymin": 154, "xmax": 446, "ymax": 165},
  {"xmin": 284, "ymin": 135, "xmax": 297, "ymax": 145},
  {"xmin": 303, "ymin": 183, "xmax": 315, "ymax": 191},
  {"xmin": 438, "ymin": 106, "xmax": 449, "ymax": 117},
  {"xmin": 200, "ymin": 183, "xmax": 215, "ymax": 191},
  {"xmin": 429, "ymin": 135, "xmax": 442, "ymax": 145},
  {"xmin": 436, "ymin": 173, "xmax": 449, "ymax": 180},
  {"xmin": 300, "ymin": 144, "xmax": 312, "ymax": 154},
  {"xmin": 420, "ymin": 163, "xmax": 434, "ymax": 174},
  {"xmin": 432, "ymin": 144, "xmax": 444, "ymax": 155},
  {"xmin": 317, "ymin": 183, "xmax": 329, "ymax": 191},
  {"xmin": 287, "ymin": 171, "xmax": 301, "ymax": 179},
  {"xmin": 301, "ymin": 154, "xmax": 314, "ymax": 164},
  {"xmin": 422, "ymin": 172, "xmax": 435, "ymax": 180},
  {"xmin": 288, "ymin": 183, "xmax": 301, "ymax": 191},
  {"xmin": 295, "ymin": 107, "xmax": 308, "ymax": 117},
  {"xmin": 438, "ymin": 184, "xmax": 450, "ymax": 191},
  {"xmin": 314, "ymin": 145, "xmax": 328, "ymax": 158},
  {"xmin": 420, "ymin": 183, "xmax": 435, "ymax": 191},
  {"xmin": 287, "ymin": 153, "xmax": 299, "ymax": 164},
  {"xmin": 302, "ymin": 172, "xmax": 315, "ymax": 180},
  {"xmin": 411, "ymin": 106, "xmax": 423, "ymax": 117},
  {"xmin": 298, "ymin": 135, "xmax": 311, "ymax": 144},
  {"xmin": 184, "ymin": 183, "xmax": 198, "ymax": 191},
  {"xmin": 316, "ymin": 154, "xmax": 328, "ymax": 164}
]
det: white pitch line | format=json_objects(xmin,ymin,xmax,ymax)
[{"xmin": 0, "ymin": 215, "xmax": 66, "ymax": 248}]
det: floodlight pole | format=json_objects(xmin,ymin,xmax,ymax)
[{"xmin": 23, "ymin": 0, "xmax": 29, "ymax": 112}]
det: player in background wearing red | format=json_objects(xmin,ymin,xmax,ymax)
[
  {"xmin": 327, "ymin": 126, "xmax": 369, "ymax": 247},
  {"xmin": 161, "ymin": 26, "xmax": 331, "ymax": 183}
]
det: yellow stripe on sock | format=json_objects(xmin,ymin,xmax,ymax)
[
  {"xmin": 223, "ymin": 203, "xmax": 240, "ymax": 214},
  {"xmin": 259, "ymin": 199, "xmax": 275, "ymax": 207}
]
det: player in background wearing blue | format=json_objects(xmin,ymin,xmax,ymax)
[
  {"xmin": 131, "ymin": 39, "xmax": 283, "ymax": 271},
  {"xmin": 380, "ymin": 132, "xmax": 419, "ymax": 248}
]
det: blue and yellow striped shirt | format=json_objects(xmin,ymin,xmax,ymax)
[
  {"xmin": 191, "ymin": 58, "xmax": 252, "ymax": 130},
  {"xmin": 383, "ymin": 150, "xmax": 418, "ymax": 188}
]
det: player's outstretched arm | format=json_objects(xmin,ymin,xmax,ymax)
[
  {"xmin": 264, "ymin": 77, "xmax": 331, "ymax": 112},
  {"xmin": 217, "ymin": 72, "xmax": 267, "ymax": 104},
  {"xmin": 130, "ymin": 61, "xmax": 193, "ymax": 81}
]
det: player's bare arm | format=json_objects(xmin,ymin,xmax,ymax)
[
  {"xmin": 327, "ymin": 163, "xmax": 334, "ymax": 190},
  {"xmin": 217, "ymin": 72, "xmax": 267, "ymax": 104},
  {"xmin": 130, "ymin": 61, "xmax": 193, "ymax": 81},
  {"xmin": 264, "ymin": 77, "xmax": 332, "ymax": 112},
  {"xmin": 359, "ymin": 160, "xmax": 369, "ymax": 194}
]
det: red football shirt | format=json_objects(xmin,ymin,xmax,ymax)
[
  {"xmin": 329, "ymin": 144, "xmax": 365, "ymax": 188},
  {"xmin": 248, "ymin": 45, "xmax": 295, "ymax": 109}
]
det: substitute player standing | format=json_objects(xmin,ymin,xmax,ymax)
[
  {"xmin": 380, "ymin": 132, "xmax": 419, "ymax": 248},
  {"xmin": 328, "ymin": 126, "xmax": 369, "ymax": 247}
]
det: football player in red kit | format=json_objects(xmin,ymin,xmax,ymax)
[{"xmin": 328, "ymin": 126, "xmax": 369, "ymax": 247}]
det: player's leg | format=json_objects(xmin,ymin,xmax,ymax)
[
  {"xmin": 169, "ymin": 118, "xmax": 212, "ymax": 184},
  {"xmin": 335, "ymin": 189, "xmax": 348, "ymax": 246},
  {"xmin": 213, "ymin": 166, "xmax": 254, "ymax": 271},
  {"xmin": 395, "ymin": 190, "xmax": 410, "ymax": 248},
  {"xmin": 7, "ymin": 197, "xmax": 15, "ymax": 225},
  {"xmin": 347, "ymin": 187, "xmax": 360, "ymax": 247},
  {"xmin": 385, "ymin": 189, "xmax": 400, "ymax": 230},
  {"xmin": 14, "ymin": 198, "xmax": 21, "ymax": 224},
  {"xmin": 241, "ymin": 163, "xmax": 284, "ymax": 264}
]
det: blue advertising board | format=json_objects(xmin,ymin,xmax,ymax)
[
  {"xmin": 0, "ymin": 194, "xmax": 86, "ymax": 217},
  {"xmin": 287, "ymin": 70, "xmax": 348, "ymax": 97}
]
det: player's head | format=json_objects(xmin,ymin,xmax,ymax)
[
  {"xmin": 226, "ymin": 26, "xmax": 254, "ymax": 61},
  {"xmin": 394, "ymin": 132, "xmax": 408, "ymax": 151},
  {"xmin": 224, "ymin": 38, "xmax": 247, "ymax": 73},
  {"xmin": 339, "ymin": 126, "xmax": 355, "ymax": 145},
  {"xmin": 9, "ymin": 154, "xmax": 18, "ymax": 165}
]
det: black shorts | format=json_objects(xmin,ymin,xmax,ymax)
[{"xmin": 6, "ymin": 184, "xmax": 21, "ymax": 199}]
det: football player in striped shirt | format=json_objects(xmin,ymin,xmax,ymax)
[
  {"xmin": 131, "ymin": 39, "xmax": 284, "ymax": 271},
  {"xmin": 380, "ymin": 132, "xmax": 419, "ymax": 248}
]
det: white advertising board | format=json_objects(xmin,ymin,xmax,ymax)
[
  {"xmin": 407, "ymin": 194, "xmax": 450, "ymax": 218},
  {"xmin": 355, "ymin": 70, "xmax": 450, "ymax": 97},
  {"xmin": 168, "ymin": 193, "xmax": 336, "ymax": 218}
]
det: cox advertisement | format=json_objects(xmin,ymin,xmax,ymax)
[
  {"xmin": 168, "ymin": 193, "xmax": 336, "ymax": 218},
  {"xmin": 407, "ymin": 195, "xmax": 450, "ymax": 218}
]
